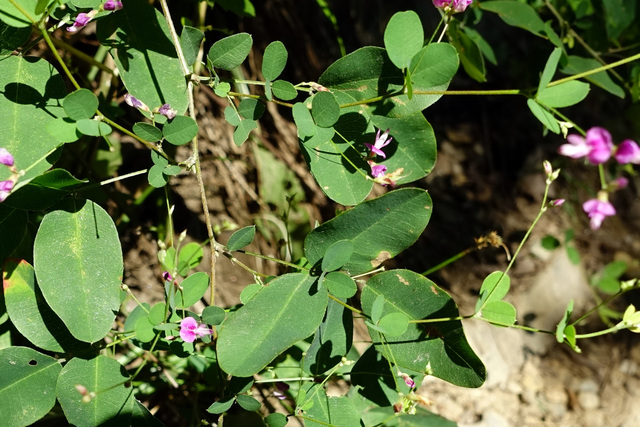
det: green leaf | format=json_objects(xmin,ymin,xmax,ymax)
[
  {"xmin": 541, "ymin": 235, "xmax": 561, "ymax": 250},
  {"xmin": 527, "ymin": 98, "xmax": 560, "ymax": 134},
  {"xmin": 163, "ymin": 115, "xmax": 198, "ymax": 145},
  {"xmin": 371, "ymin": 294, "xmax": 385, "ymax": 324},
  {"xmin": 271, "ymin": 80, "xmax": 297, "ymax": 100},
  {"xmin": 262, "ymin": 41, "xmax": 288, "ymax": 81},
  {"xmin": 562, "ymin": 56, "xmax": 624, "ymax": 98},
  {"xmin": 56, "ymin": 356, "xmax": 134, "ymax": 426},
  {"xmin": 603, "ymin": 0, "xmax": 635, "ymax": 41},
  {"xmin": 176, "ymin": 272, "xmax": 210, "ymax": 308},
  {"xmin": 214, "ymin": 81, "xmax": 231, "ymax": 97},
  {"xmin": 63, "ymin": 88, "xmax": 99, "ymax": 121},
  {"xmin": 96, "ymin": 0, "xmax": 188, "ymax": 122},
  {"xmin": 461, "ymin": 26, "xmax": 497, "ymax": 65},
  {"xmin": 305, "ymin": 188, "xmax": 432, "ymax": 275},
  {"xmin": 350, "ymin": 345, "xmax": 400, "ymax": 407},
  {"xmin": 238, "ymin": 98, "xmax": 265, "ymax": 120},
  {"xmin": 265, "ymin": 413, "xmax": 288, "ymax": 427},
  {"xmin": 384, "ymin": 10, "xmax": 424, "ymax": 70},
  {"xmin": 324, "ymin": 271, "xmax": 357, "ymax": 299},
  {"xmin": 3, "ymin": 259, "xmax": 89, "ymax": 353},
  {"xmin": 300, "ymin": 130, "xmax": 372, "ymax": 206},
  {"xmin": 536, "ymin": 81, "xmax": 590, "ymax": 108},
  {"xmin": 475, "ymin": 271, "xmax": 510, "ymax": 313},
  {"xmin": 377, "ymin": 312, "xmax": 410, "ymax": 336},
  {"xmin": 208, "ymin": 33, "xmax": 253, "ymax": 71},
  {"xmin": 132, "ymin": 399, "xmax": 164, "ymax": 427},
  {"xmin": 202, "ymin": 306, "xmax": 226, "ymax": 325},
  {"xmin": 480, "ymin": 1, "xmax": 546, "ymax": 35},
  {"xmin": 0, "ymin": 347, "xmax": 61, "ymax": 427},
  {"xmin": 217, "ymin": 273, "xmax": 328, "ymax": 376},
  {"xmin": 224, "ymin": 105, "xmax": 242, "ymax": 126},
  {"xmin": 304, "ymin": 298, "xmax": 353, "ymax": 375},
  {"xmin": 303, "ymin": 384, "xmax": 361, "ymax": 427},
  {"xmin": 240, "ymin": 283, "xmax": 262, "ymax": 304},
  {"xmin": 163, "ymin": 164, "xmax": 181, "ymax": 176},
  {"xmin": 2, "ymin": 169, "xmax": 86, "ymax": 211},
  {"xmin": 236, "ymin": 394, "xmax": 261, "ymax": 412},
  {"xmin": 124, "ymin": 303, "xmax": 150, "ymax": 333},
  {"xmin": 292, "ymin": 102, "xmax": 316, "ymax": 138},
  {"xmin": 447, "ymin": 20, "xmax": 486, "ymax": 82},
  {"xmin": 180, "ymin": 26, "xmax": 205, "ymax": 67},
  {"xmin": 0, "ymin": 20, "xmax": 31, "ymax": 51},
  {"xmin": 207, "ymin": 397, "xmax": 234, "ymax": 414},
  {"xmin": 135, "ymin": 315, "xmax": 156, "ymax": 343},
  {"xmin": 33, "ymin": 199, "xmax": 123, "ymax": 343},
  {"xmin": 0, "ymin": 56, "xmax": 66, "ymax": 183},
  {"xmin": 148, "ymin": 164, "xmax": 169, "ymax": 188},
  {"xmin": 319, "ymin": 46, "xmax": 448, "ymax": 117},
  {"xmin": 538, "ymin": 48, "xmax": 562, "ymax": 94},
  {"xmin": 408, "ymin": 43, "xmax": 459, "ymax": 89},
  {"xmin": 233, "ymin": 119, "xmax": 258, "ymax": 146},
  {"xmin": 311, "ymin": 91, "xmax": 340, "ymax": 128},
  {"xmin": 227, "ymin": 225, "xmax": 256, "ymax": 251},
  {"xmin": 148, "ymin": 302, "xmax": 166, "ymax": 326},
  {"xmin": 556, "ymin": 300, "xmax": 574, "ymax": 343},
  {"xmin": 177, "ymin": 242, "xmax": 203, "ymax": 276},
  {"xmin": 133, "ymin": 122, "xmax": 163, "ymax": 142},
  {"xmin": 76, "ymin": 118, "xmax": 112, "ymax": 137},
  {"xmin": 361, "ymin": 270, "xmax": 485, "ymax": 387},
  {"xmin": 0, "ymin": 0, "xmax": 54, "ymax": 27},
  {"xmin": 480, "ymin": 300, "xmax": 517, "ymax": 326},
  {"xmin": 321, "ymin": 240, "xmax": 354, "ymax": 272},
  {"xmin": 46, "ymin": 117, "xmax": 82, "ymax": 143}
]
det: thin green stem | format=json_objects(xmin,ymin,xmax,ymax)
[
  {"xmin": 575, "ymin": 324, "xmax": 626, "ymax": 339},
  {"xmin": 548, "ymin": 52, "xmax": 640, "ymax": 88},
  {"xmin": 255, "ymin": 377, "xmax": 315, "ymax": 383},
  {"xmin": 238, "ymin": 250, "xmax": 310, "ymax": 271},
  {"xmin": 328, "ymin": 294, "xmax": 363, "ymax": 315},
  {"xmin": 39, "ymin": 23, "xmax": 80, "ymax": 90},
  {"xmin": 598, "ymin": 163, "xmax": 607, "ymax": 190},
  {"xmin": 571, "ymin": 291, "xmax": 622, "ymax": 326},
  {"xmin": 100, "ymin": 116, "xmax": 169, "ymax": 158},
  {"xmin": 422, "ymin": 248, "xmax": 471, "ymax": 276},
  {"xmin": 8, "ymin": 0, "xmax": 35, "ymax": 24},
  {"xmin": 226, "ymin": 91, "xmax": 294, "ymax": 108}
]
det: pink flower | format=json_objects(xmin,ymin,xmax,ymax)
[
  {"xmin": 157, "ymin": 103, "xmax": 177, "ymax": 120},
  {"xmin": 0, "ymin": 148, "xmax": 14, "ymax": 167},
  {"xmin": 162, "ymin": 271, "xmax": 173, "ymax": 282},
  {"xmin": 179, "ymin": 317, "xmax": 213, "ymax": 343},
  {"xmin": 124, "ymin": 93, "xmax": 150, "ymax": 112},
  {"xmin": 550, "ymin": 199, "xmax": 565, "ymax": 207},
  {"xmin": 583, "ymin": 197, "xmax": 616, "ymax": 230},
  {"xmin": 0, "ymin": 180, "xmax": 14, "ymax": 202},
  {"xmin": 103, "ymin": 0, "xmax": 123, "ymax": 11},
  {"xmin": 559, "ymin": 127, "xmax": 613, "ymax": 165},
  {"xmin": 612, "ymin": 177, "xmax": 628, "ymax": 189},
  {"xmin": 365, "ymin": 128, "xmax": 393, "ymax": 159},
  {"xmin": 399, "ymin": 371, "xmax": 415, "ymax": 388},
  {"xmin": 614, "ymin": 139, "xmax": 640, "ymax": 164},
  {"xmin": 67, "ymin": 11, "xmax": 96, "ymax": 33},
  {"xmin": 369, "ymin": 161, "xmax": 387, "ymax": 178},
  {"xmin": 433, "ymin": 0, "xmax": 473, "ymax": 13}
]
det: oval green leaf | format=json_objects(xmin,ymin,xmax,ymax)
[
  {"xmin": 480, "ymin": 300, "xmax": 517, "ymax": 326},
  {"xmin": 202, "ymin": 306, "xmax": 226, "ymax": 325},
  {"xmin": 178, "ymin": 242, "xmax": 204, "ymax": 276},
  {"xmin": 133, "ymin": 122, "xmax": 163, "ymax": 142},
  {"xmin": 262, "ymin": 40, "xmax": 288, "ymax": 81},
  {"xmin": 227, "ymin": 225, "xmax": 256, "ymax": 251},
  {"xmin": 163, "ymin": 115, "xmax": 198, "ymax": 145},
  {"xmin": 321, "ymin": 239, "xmax": 354, "ymax": 272},
  {"xmin": 304, "ymin": 188, "xmax": 432, "ymax": 275},
  {"xmin": 0, "ymin": 347, "xmax": 62, "ymax": 427},
  {"xmin": 76, "ymin": 118, "xmax": 112, "ymax": 137},
  {"xmin": 377, "ymin": 312, "xmax": 410, "ymax": 337},
  {"xmin": 46, "ymin": 117, "xmax": 81, "ymax": 143},
  {"xmin": 311, "ymin": 91, "xmax": 340, "ymax": 128},
  {"xmin": 238, "ymin": 98, "xmax": 265, "ymax": 120},
  {"xmin": 233, "ymin": 119, "xmax": 257, "ymax": 146},
  {"xmin": 527, "ymin": 98, "xmax": 560, "ymax": 134},
  {"xmin": 292, "ymin": 102, "xmax": 316, "ymax": 138},
  {"xmin": 324, "ymin": 271, "xmax": 357, "ymax": 299},
  {"xmin": 480, "ymin": 0, "xmax": 546, "ymax": 35},
  {"xmin": 240, "ymin": 283, "xmax": 262, "ymax": 304},
  {"xmin": 217, "ymin": 273, "xmax": 328, "ymax": 377},
  {"xmin": 180, "ymin": 25, "xmax": 205, "ymax": 67},
  {"xmin": 475, "ymin": 271, "xmax": 511, "ymax": 313},
  {"xmin": 408, "ymin": 43, "xmax": 459, "ymax": 89},
  {"xmin": 33, "ymin": 199, "xmax": 123, "ymax": 343},
  {"xmin": 176, "ymin": 272, "xmax": 210, "ymax": 309},
  {"xmin": 271, "ymin": 80, "xmax": 297, "ymax": 100},
  {"xmin": 56, "ymin": 356, "xmax": 134, "ymax": 426},
  {"xmin": 384, "ymin": 10, "xmax": 424, "ymax": 70},
  {"xmin": 208, "ymin": 33, "xmax": 253, "ymax": 71},
  {"xmin": 536, "ymin": 81, "xmax": 590, "ymax": 108},
  {"xmin": 236, "ymin": 394, "xmax": 261, "ymax": 412},
  {"xmin": 361, "ymin": 270, "xmax": 486, "ymax": 387},
  {"xmin": 63, "ymin": 88, "xmax": 99, "ymax": 121}
]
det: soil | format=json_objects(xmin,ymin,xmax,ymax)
[{"xmin": 116, "ymin": 1, "xmax": 640, "ymax": 425}]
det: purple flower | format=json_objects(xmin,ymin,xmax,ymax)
[
  {"xmin": 559, "ymin": 127, "xmax": 613, "ymax": 165},
  {"xmin": 162, "ymin": 271, "xmax": 173, "ymax": 282},
  {"xmin": 433, "ymin": 0, "xmax": 473, "ymax": 13},
  {"xmin": 613, "ymin": 177, "xmax": 629, "ymax": 189},
  {"xmin": 370, "ymin": 162, "xmax": 387, "ymax": 178},
  {"xmin": 0, "ymin": 180, "xmax": 14, "ymax": 202},
  {"xmin": 179, "ymin": 317, "xmax": 213, "ymax": 343},
  {"xmin": 157, "ymin": 104, "xmax": 177, "ymax": 120},
  {"xmin": 399, "ymin": 372, "xmax": 415, "ymax": 388},
  {"xmin": 273, "ymin": 382, "xmax": 289, "ymax": 400},
  {"xmin": 583, "ymin": 197, "xmax": 616, "ymax": 230},
  {"xmin": 365, "ymin": 128, "xmax": 393, "ymax": 159},
  {"xmin": 615, "ymin": 139, "xmax": 640, "ymax": 164},
  {"xmin": 550, "ymin": 199, "xmax": 565, "ymax": 207},
  {"xmin": 67, "ymin": 12, "xmax": 95, "ymax": 33},
  {"xmin": 124, "ymin": 93, "xmax": 150, "ymax": 112},
  {"xmin": 0, "ymin": 148, "xmax": 14, "ymax": 167},
  {"xmin": 103, "ymin": 0, "xmax": 123, "ymax": 11}
]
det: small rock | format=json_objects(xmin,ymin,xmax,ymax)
[
  {"xmin": 619, "ymin": 359, "xmax": 638, "ymax": 376},
  {"xmin": 578, "ymin": 390, "xmax": 600, "ymax": 410}
]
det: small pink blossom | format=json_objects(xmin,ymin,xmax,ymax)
[
  {"xmin": 162, "ymin": 271, "xmax": 173, "ymax": 282},
  {"xmin": 103, "ymin": 0, "xmax": 123, "ymax": 11},
  {"xmin": 179, "ymin": 317, "xmax": 213, "ymax": 343},
  {"xmin": 368, "ymin": 160, "xmax": 387, "ymax": 178},
  {"xmin": 559, "ymin": 127, "xmax": 613, "ymax": 165},
  {"xmin": 0, "ymin": 148, "xmax": 14, "ymax": 167},
  {"xmin": 614, "ymin": 139, "xmax": 640, "ymax": 164},
  {"xmin": 550, "ymin": 199, "xmax": 565, "ymax": 207},
  {"xmin": 583, "ymin": 196, "xmax": 616, "ymax": 230},
  {"xmin": 0, "ymin": 180, "xmax": 14, "ymax": 202},
  {"xmin": 433, "ymin": 0, "xmax": 473, "ymax": 13},
  {"xmin": 273, "ymin": 382, "xmax": 289, "ymax": 400},
  {"xmin": 613, "ymin": 177, "xmax": 628, "ymax": 190},
  {"xmin": 365, "ymin": 128, "xmax": 393, "ymax": 159},
  {"xmin": 124, "ymin": 93, "xmax": 150, "ymax": 112},
  {"xmin": 67, "ymin": 11, "xmax": 97, "ymax": 33},
  {"xmin": 399, "ymin": 371, "xmax": 415, "ymax": 388},
  {"xmin": 157, "ymin": 104, "xmax": 177, "ymax": 120}
]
